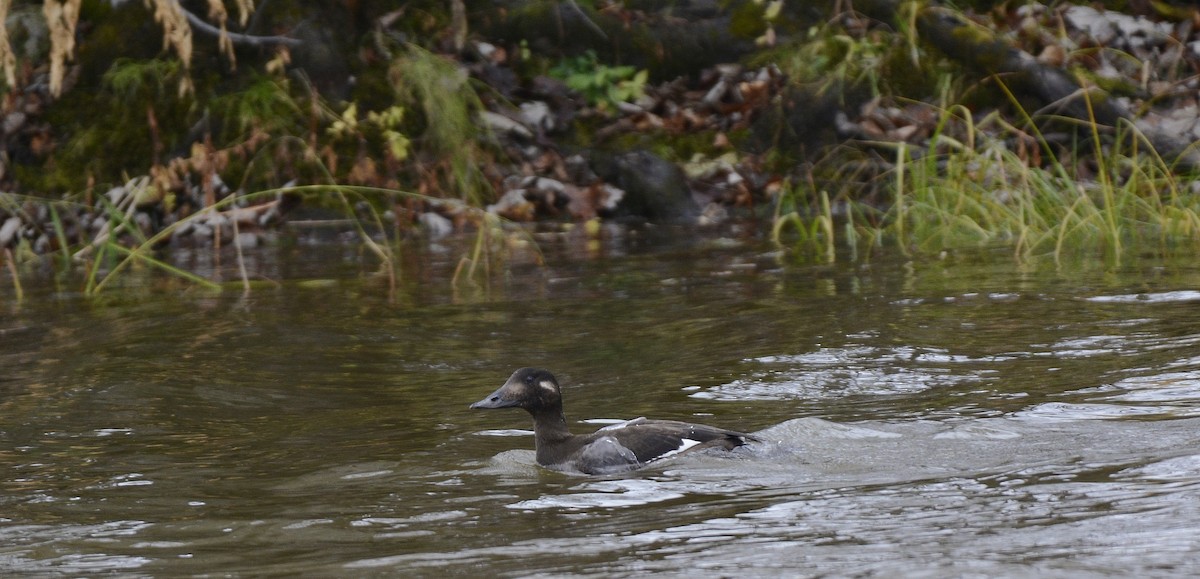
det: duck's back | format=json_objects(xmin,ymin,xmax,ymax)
[{"xmin": 560, "ymin": 418, "xmax": 756, "ymax": 475}]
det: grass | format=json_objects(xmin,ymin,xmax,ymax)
[
  {"xmin": 774, "ymin": 90, "xmax": 1200, "ymax": 265},
  {"xmin": 390, "ymin": 45, "xmax": 491, "ymax": 205},
  {"xmin": 761, "ymin": 4, "xmax": 1200, "ymax": 266}
]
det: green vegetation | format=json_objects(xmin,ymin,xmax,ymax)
[
  {"xmin": 768, "ymin": 9, "xmax": 1200, "ymax": 266},
  {"xmin": 550, "ymin": 51, "xmax": 648, "ymax": 112},
  {"xmin": 3, "ymin": 0, "xmax": 1200, "ymax": 300},
  {"xmin": 776, "ymin": 100, "xmax": 1200, "ymax": 264},
  {"xmin": 391, "ymin": 45, "xmax": 490, "ymax": 204}
]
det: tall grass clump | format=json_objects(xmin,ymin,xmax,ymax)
[
  {"xmin": 891, "ymin": 98, "xmax": 1199, "ymax": 262},
  {"xmin": 777, "ymin": 96, "xmax": 1200, "ymax": 265},
  {"xmin": 390, "ymin": 45, "xmax": 491, "ymax": 205}
]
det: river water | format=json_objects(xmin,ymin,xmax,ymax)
[{"xmin": 2, "ymin": 227, "xmax": 1200, "ymax": 576}]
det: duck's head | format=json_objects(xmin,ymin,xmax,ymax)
[{"xmin": 470, "ymin": 367, "xmax": 562, "ymax": 411}]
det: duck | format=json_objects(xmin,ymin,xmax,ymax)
[{"xmin": 470, "ymin": 367, "xmax": 758, "ymax": 475}]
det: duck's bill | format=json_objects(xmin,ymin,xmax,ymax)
[{"xmin": 469, "ymin": 387, "xmax": 520, "ymax": 409}]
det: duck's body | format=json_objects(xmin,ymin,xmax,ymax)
[{"xmin": 470, "ymin": 368, "xmax": 757, "ymax": 475}]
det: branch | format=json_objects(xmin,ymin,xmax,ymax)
[
  {"xmin": 176, "ymin": 1, "xmax": 302, "ymax": 49},
  {"xmin": 565, "ymin": 0, "xmax": 608, "ymax": 41}
]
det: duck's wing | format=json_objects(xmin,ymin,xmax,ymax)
[
  {"xmin": 606, "ymin": 420, "xmax": 756, "ymax": 464},
  {"xmin": 574, "ymin": 435, "xmax": 642, "ymax": 474},
  {"xmin": 597, "ymin": 417, "xmax": 648, "ymax": 431},
  {"xmin": 573, "ymin": 421, "xmax": 709, "ymax": 475}
]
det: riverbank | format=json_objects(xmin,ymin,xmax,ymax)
[{"xmin": 3, "ymin": 1, "xmax": 1200, "ymax": 294}]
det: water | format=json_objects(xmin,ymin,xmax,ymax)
[{"xmin": 3, "ymin": 230, "xmax": 1200, "ymax": 576}]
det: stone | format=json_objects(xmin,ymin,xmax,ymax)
[
  {"xmin": 419, "ymin": 211, "xmax": 454, "ymax": 238},
  {"xmin": 519, "ymin": 101, "xmax": 553, "ymax": 132},
  {"xmin": 589, "ymin": 150, "xmax": 698, "ymax": 223},
  {"xmin": 0, "ymin": 217, "xmax": 20, "ymax": 247},
  {"xmin": 235, "ymin": 232, "xmax": 260, "ymax": 249}
]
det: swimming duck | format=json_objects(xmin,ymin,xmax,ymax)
[{"xmin": 470, "ymin": 367, "xmax": 757, "ymax": 475}]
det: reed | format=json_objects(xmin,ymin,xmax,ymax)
[
  {"xmin": 772, "ymin": 184, "xmax": 836, "ymax": 263},
  {"xmin": 3, "ymin": 248, "xmax": 21, "ymax": 301}
]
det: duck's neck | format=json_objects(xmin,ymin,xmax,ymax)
[{"xmin": 530, "ymin": 406, "xmax": 572, "ymax": 448}]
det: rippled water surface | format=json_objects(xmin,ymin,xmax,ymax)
[{"xmin": 3, "ymin": 232, "xmax": 1200, "ymax": 576}]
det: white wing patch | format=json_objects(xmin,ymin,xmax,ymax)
[
  {"xmin": 652, "ymin": 438, "xmax": 702, "ymax": 461},
  {"xmin": 598, "ymin": 417, "xmax": 647, "ymax": 431}
]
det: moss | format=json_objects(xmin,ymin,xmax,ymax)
[
  {"xmin": 919, "ymin": 8, "xmax": 1014, "ymax": 74},
  {"xmin": 728, "ymin": 1, "xmax": 769, "ymax": 41},
  {"xmin": 351, "ymin": 66, "xmax": 397, "ymax": 114},
  {"xmin": 31, "ymin": 58, "xmax": 196, "ymax": 194}
]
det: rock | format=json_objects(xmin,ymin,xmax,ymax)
[
  {"xmin": 133, "ymin": 212, "xmax": 153, "ymax": 236},
  {"xmin": 172, "ymin": 220, "xmax": 195, "ymax": 240},
  {"xmin": 1064, "ymin": 6, "xmax": 1172, "ymax": 50},
  {"xmin": 90, "ymin": 215, "xmax": 108, "ymax": 235},
  {"xmin": 487, "ymin": 189, "xmax": 536, "ymax": 220},
  {"xmin": 206, "ymin": 214, "xmax": 233, "ymax": 239},
  {"xmin": 192, "ymin": 223, "xmax": 214, "ymax": 242},
  {"xmin": 0, "ymin": 217, "xmax": 20, "ymax": 247},
  {"xmin": 698, "ymin": 202, "xmax": 728, "ymax": 226},
  {"xmin": 702, "ymin": 78, "xmax": 729, "ymax": 107},
  {"xmin": 519, "ymin": 101, "xmax": 554, "ymax": 132},
  {"xmin": 418, "ymin": 211, "xmax": 454, "ymax": 238},
  {"xmin": 104, "ymin": 185, "xmax": 128, "ymax": 206},
  {"xmin": 234, "ymin": 232, "xmax": 260, "ymax": 249},
  {"xmin": 479, "ymin": 110, "xmax": 533, "ymax": 139},
  {"xmin": 2, "ymin": 112, "xmax": 25, "ymax": 135},
  {"xmin": 533, "ymin": 177, "xmax": 565, "ymax": 193},
  {"xmin": 474, "ymin": 41, "xmax": 498, "ymax": 61},
  {"xmin": 564, "ymin": 154, "xmax": 598, "ymax": 183},
  {"xmin": 588, "ymin": 150, "xmax": 698, "ymax": 223}
]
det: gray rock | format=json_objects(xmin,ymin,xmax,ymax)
[
  {"xmin": 419, "ymin": 211, "xmax": 454, "ymax": 238},
  {"xmin": 0, "ymin": 217, "xmax": 20, "ymax": 247},
  {"xmin": 589, "ymin": 150, "xmax": 698, "ymax": 223},
  {"xmin": 192, "ymin": 223, "xmax": 214, "ymax": 241},
  {"xmin": 519, "ymin": 101, "xmax": 553, "ymax": 132},
  {"xmin": 2, "ymin": 112, "xmax": 25, "ymax": 134},
  {"xmin": 206, "ymin": 214, "xmax": 232, "ymax": 239},
  {"xmin": 533, "ymin": 177, "xmax": 566, "ymax": 193},
  {"xmin": 487, "ymin": 189, "xmax": 533, "ymax": 216},
  {"xmin": 235, "ymin": 232, "xmax": 260, "ymax": 249},
  {"xmin": 478, "ymin": 110, "xmax": 533, "ymax": 139}
]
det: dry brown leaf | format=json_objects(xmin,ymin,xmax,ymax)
[
  {"xmin": 0, "ymin": 0, "xmax": 15, "ymax": 89},
  {"xmin": 43, "ymin": 0, "xmax": 81, "ymax": 97},
  {"xmin": 206, "ymin": 0, "xmax": 235, "ymax": 69},
  {"xmin": 234, "ymin": 0, "xmax": 254, "ymax": 27},
  {"xmin": 144, "ymin": 0, "xmax": 194, "ymax": 95}
]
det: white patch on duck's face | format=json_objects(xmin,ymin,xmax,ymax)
[
  {"xmin": 538, "ymin": 379, "xmax": 557, "ymax": 393},
  {"xmin": 652, "ymin": 438, "xmax": 702, "ymax": 461}
]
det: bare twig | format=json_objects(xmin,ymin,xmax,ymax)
[{"xmin": 565, "ymin": 0, "xmax": 608, "ymax": 41}]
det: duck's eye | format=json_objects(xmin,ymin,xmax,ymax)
[{"xmin": 524, "ymin": 374, "xmax": 535, "ymax": 385}]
